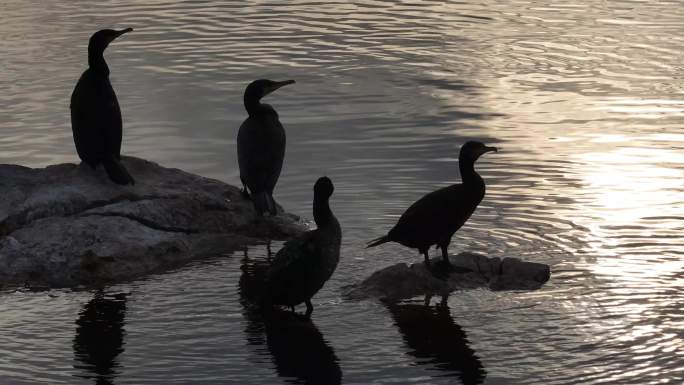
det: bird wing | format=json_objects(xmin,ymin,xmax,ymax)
[
  {"xmin": 237, "ymin": 115, "xmax": 286, "ymax": 194},
  {"xmin": 70, "ymin": 70, "xmax": 123, "ymax": 163},
  {"xmin": 266, "ymin": 230, "xmax": 318, "ymax": 298},
  {"xmin": 264, "ymin": 116, "xmax": 286, "ymax": 194},
  {"xmin": 389, "ymin": 184, "xmax": 474, "ymax": 245},
  {"xmin": 70, "ymin": 71, "xmax": 98, "ymax": 163},
  {"xmin": 102, "ymin": 83, "xmax": 123, "ymax": 159}
]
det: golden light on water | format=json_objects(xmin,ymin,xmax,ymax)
[
  {"xmin": 578, "ymin": 146, "xmax": 684, "ymax": 225},
  {"xmin": 567, "ymin": 145, "xmax": 684, "ymax": 360},
  {"xmin": 571, "ymin": 145, "xmax": 684, "ymax": 281},
  {"xmin": 594, "ymin": 98, "xmax": 684, "ymax": 119}
]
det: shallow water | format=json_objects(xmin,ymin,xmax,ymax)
[{"xmin": 1, "ymin": 1, "xmax": 683, "ymax": 384}]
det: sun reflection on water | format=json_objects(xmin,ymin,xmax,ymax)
[
  {"xmin": 577, "ymin": 146, "xmax": 684, "ymax": 226},
  {"xmin": 570, "ymin": 144, "xmax": 684, "ymax": 303}
]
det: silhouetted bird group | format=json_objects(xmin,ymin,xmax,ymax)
[{"xmin": 69, "ymin": 28, "xmax": 498, "ymax": 317}]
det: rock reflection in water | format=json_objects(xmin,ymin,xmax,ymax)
[
  {"xmin": 384, "ymin": 296, "xmax": 486, "ymax": 385},
  {"xmin": 73, "ymin": 291, "xmax": 127, "ymax": 385},
  {"xmin": 239, "ymin": 251, "xmax": 342, "ymax": 384}
]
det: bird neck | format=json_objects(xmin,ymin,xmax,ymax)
[
  {"xmin": 459, "ymin": 158, "xmax": 482, "ymax": 185},
  {"xmin": 244, "ymin": 94, "xmax": 265, "ymax": 116},
  {"xmin": 313, "ymin": 196, "xmax": 334, "ymax": 228},
  {"xmin": 88, "ymin": 49, "xmax": 109, "ymax": 76}
]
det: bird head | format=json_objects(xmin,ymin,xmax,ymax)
[
  {"xmin": 314, "ymin": 176, "xmax": 334, "ymax": 200},
  {"xmin": 244, "ymin": 79, "xmax": 295, "ymax": 102},
  {"xmin": 459, "ymin": 141, "xmax": 498, "ymax": 163},
  {"xmin": 88, "ymin": 28, "xmax": 133, "ymax": 55}
]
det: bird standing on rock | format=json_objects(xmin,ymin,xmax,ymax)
[
  {"xmin": 264, "ymin": 176, "xmax": 341, "ymax": 317},
  {"xmin": 237, "ymin": 79, "xmax": 295, "ymax": 216},
  {"xmin": 367, "ymin": 141, "xmax": 497, "ymax": 266},
  {"xmin": 70, "ymin": 28, "xmax": 135, "ymax": 185}
]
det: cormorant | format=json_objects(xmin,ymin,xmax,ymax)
[
  {"xmin": 264, "ymin": 176, "xmax": 341, "ymax": 317},
  {"xmin": 237, "ymin": 79, "xmax": 295, "ymax": 215},
  {"xmin": 367, "ymin": 141, "xmax": 497, "ymax": 266},
  {"xmin": 238, "ymin": 256, "xmax": 342, "ymax": 385},
  {"xmin": 70, "ymin": 28, "xmax": 135, "ymax": 185}
]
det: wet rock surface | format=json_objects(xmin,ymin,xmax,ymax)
[
  {"xmin": 0, "ymin": 157, "xmax": 305, "ymax": 288},
  {"xmin": 344, "ymin": 252, "xmax": 551, "ymax": 300}
]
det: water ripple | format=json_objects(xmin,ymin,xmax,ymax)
[{"xmin": 0, "ymin": 0, "xmax": 682, "ymax": 384}]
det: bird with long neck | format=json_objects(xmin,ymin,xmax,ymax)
[
  {"xmin": 264, "ymin": 176, "xmax": 341, "ymax": 317},
  {"xmin": 71, "ymin": 28, "xmax": 135, "ymax": 185},
  {"xmin": 87, "ymin": 28, "xmax": 132, "ymax": 74},
  {"xmin": 313, "ymin": 179, "xmax": 335, "ymax": 228},
  {"xmin": 237, "ymin": 79, "xmax": 295, "ymax": 216},
  {"xmin": 367, "ymin": 141, "xmax": 497, "ymax": 266}
]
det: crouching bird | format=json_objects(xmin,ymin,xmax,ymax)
[
  {"xmin": 70, "ymin": 28, "xmax": 135, "ymax": 185},
  {"xmin": 367, "ymin": 141, "xmax": 497, "ymax": 266},
  {"xmin": 263, "ymin": 176, "xmax": 341, "ymax": 317}
]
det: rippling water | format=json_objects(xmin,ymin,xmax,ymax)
[{"xmin": 1, "ymin": 1, "xmax": 682, "ymax": 384}]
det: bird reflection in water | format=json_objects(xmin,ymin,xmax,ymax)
[
  {"xmin": 384, "ymin": 295, "xmax": 486, "ymax": 385},
  {"xmin": 239, "ymin": 250, "xmax": 342, "ymax": 384},
  {"xmin": 73, "ymin": 291, "xmax": 127, "ymax": 385}
]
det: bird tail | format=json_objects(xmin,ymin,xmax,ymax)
[
  {"xmin": 253, "ymin": 191, "xmax": 277, "ymax": 216},
  {"xmin": 102, "ymin": 157, "xmax": 135, "ymax": 185},
  {"xmin": 366, "ymin": 235, "xmax": 390, "ymax": 248}
]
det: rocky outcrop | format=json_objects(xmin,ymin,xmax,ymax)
[
  {"xmin": 344, "ymin": 252, "xmax": 551, "ymax": 300},
  {"xmin": 0, "ymin": 157, "xmax": 305, "ymax": 288}
]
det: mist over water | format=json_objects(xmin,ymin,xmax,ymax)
[{"xmin": 0, "ymin": 1, "xmax": 682, "ymax": 384}]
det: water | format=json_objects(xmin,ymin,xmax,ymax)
[{"xmin": 0, "ymin": 1, "xmax": 682, "ymax": 383}]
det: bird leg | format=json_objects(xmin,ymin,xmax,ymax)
[
  {"xmin": 422, "ymin": 250, "xmax": 431, "ymax": 267},
  {"xmin": 304, "ymin": 299, "xmax": 314, "ymax": 318},
  {"xmin": 439, "ymin": 294, "xmax": 449, "ymax": 308},
  {"xmin": 240, "ymin": 180, "xmax": 250, "ymax": 199},
  {"xmin": 440, "ymin": 245, "xmax": 452, "ymax": 265}
]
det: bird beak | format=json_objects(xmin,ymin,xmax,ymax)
[
  {"xmin": 114, "ymin": 28, "xmax": 133, "ymax": 38},
  {"xmin": 482, "ymin": 146, "xmax": 498, "ymax": 154},
  {"xmin": 266, "ymin": 80, "xmax": 295, "ymax": 95}
]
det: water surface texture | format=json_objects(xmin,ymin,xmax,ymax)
[{"xmin": 1, "ymin": 1, "xmax": 683, "ymax": 384}]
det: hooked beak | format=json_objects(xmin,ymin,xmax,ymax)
[
  {"xmin": 482, "ymin": 146, "xmax": 498, "ymax": 155},
  {"xmin": 114, "ymin": 28, "xmax": 133, "ymax": 39},
  {"xmin": 266, "ymin": 79, "xmax": 295, "ymax": 95}
]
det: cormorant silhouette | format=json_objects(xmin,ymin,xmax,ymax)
[
  {"xmin": 70, "ymin": 28, "xmax": 135, "ymax": 185},
  {"xmin": 237, "ymin": 79, "xmax": 294, "ymax": 215},
  {"xmin": 264, "ymin": 176, "xmax": 341, "ymax": 316},
  {"xmin": 367, "ymin": 141, "xmax": 497, "ymax": 266},
  {"xmin": 239, "ymin": 254, "xmax": 342, "ymax": 385}
]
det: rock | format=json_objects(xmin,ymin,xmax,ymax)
[
  {"xmin": 0, "ymin": 157, "xmax": 306, "ymax": 288},
  {"xmin": 343, "ymin": 252, "xmax": 550, "ymax": 300}
]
